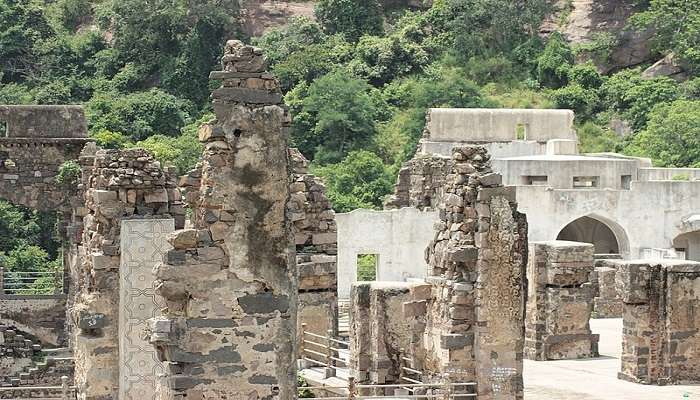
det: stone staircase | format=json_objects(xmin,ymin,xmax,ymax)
[{"xmin": 0, "ymin": 324, "xmax": 74, "ymax": 388}]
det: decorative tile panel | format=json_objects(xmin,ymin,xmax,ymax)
[{"xmin": 119, "ymin": 219, "xmax": 174, "ymax": 400}]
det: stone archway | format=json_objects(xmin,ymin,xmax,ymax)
[{"xmin": 557, "ymin": 214, "xmax": 630, "ymax": 256}]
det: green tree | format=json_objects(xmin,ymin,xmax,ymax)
[
  {"xmin": 550, "ymin": 84, "xmax": 600, "ymax": 118},
  {"xmin": 86, "ymin": 89, "xmax": 190, "ymax": 141},
  {"xmin": 349, "ymin": 32, "xmax": 429, "ymax": 86},
  {"xmin": 0, "ymin": 0, "xmax": 53, "ymax": 83},
  {"xmin": 3, "ymin": 244, "xmax": 51, "ymax": 273},
  {"xmin": 536, "ymin": 32, "xmax": 573, "ymax": 88},
  {"xmin": 0, "ymin": 201, "xmax": 40, "ymax": 254},
  {"xmin": 133, "ymin": 115, "xmax": 207, "ymax": 173},
  {"xmin": 287, "ymin": 70, "xmax": 379, "ymax": 163},
  {"xmin": 630, "ymin": 0, "xmax": 700, "ymax": 72},
  {"xmin": 313, "ymin": 150, "xmax": 394, "ymax": 212},
  {"xmin": 315, "ymin": 0, "xmax": 384, "ymax": 42},
  {"xmin": 627, "ymin": 100, "xmax": 700, "ymax": 167}
]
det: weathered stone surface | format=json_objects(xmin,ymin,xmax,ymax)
[
  {"xmin": 524, "ymin": 241, "xmax": 599, "ymax": 361},
  {"xmin": 149, "ymin": 41, "xmax": 297, "ymax": 400},
  {"xmin": 401, "ymin": 146, "xmax": 527, "ymax": 400},
  {"xmin": 70, "ymin": 148, "xmax": 184, "ymax": 400},
  {"xmin": 617, "ymin": 260, "xmax": 700, "ymax": 385}
]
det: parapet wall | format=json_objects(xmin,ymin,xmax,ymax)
[
  {"xmin": 0, "ymin": 105, "xmax": 87, "ymax": 138},
  {"xmin": 0, "ymin": 295, "xmax": 67, "ymax": 346},
  {"xmin": 0, "ymin": 105, "xmax": 90, "ymax": 211},
  {"xmin": 425, "ymin": 108, "xmax": 575, "ymax": 143}
]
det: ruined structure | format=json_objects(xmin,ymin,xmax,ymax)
[
  {"xmin": 524, "ymin": 241, "xmax": 599, "ymax": 360},
  {"xmin": 69, "ymin": 148, "xmax": 184, "ymax": 399},
  {"xmin": 591, "ymin": 255, "xmax": 624, "ymax": 318},
  {"xmin": 338, "ymin": 108, "xmax": 700, "ymax": 298},
  {"xmin": 403, "ymin": 146, "xmax": 527, "ymax": 399},
  {"xmin": 349, "ymin": 282, "xmax": 413, "ymax": 390},
  {"xmin": 617, "ymin": 259, "xmax": 700, "ymax": 384},
  {"xmin": 0, "ymin": 105, "xmax": 90, "ymax": 212},
  {"xmin": 289, "ymin": 149, "xmax": 338, "ymax": 344},
  {"xmin": 149, "ymin": 40, "xmax": 297, "ymax": 399}
]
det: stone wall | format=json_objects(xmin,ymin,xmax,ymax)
[
  {"xmin": 336, "ymin": 208, "xmax": 437, "ymax": 299},
  {"xmin": 0, "ymin": 105, "xmax": 87, "ymax": 138},
  {"xmin": 0, "ymin": 105, "xmax": 90, "ymax": 211},
  {"xmin": 349, "ymin": 282, "xmax": 413, "ymax": 393},
  {"xmin": 69, "ymin": 148, "xmax": 183, "ymax": 400},
  {"xmin": 524, "ymin": 241, "xmax": 599, "ymax": 361},
  {"xmin": 617, "ymin": 260, "xmax": 700, "ymax": 385},
  {"xmin": 405, "ymin": 146, "xmax": 527, "ymax": 399},
  {"xmin": 289, "ymin": 148, "xmax": 338, "ymax": 343},
  {"xmin": 0, "ymin": 295, "xmax": 67, "ymax": 346},
  {"xmin": 149, "ymin": 40, "xmax": 297, "ymax": 399},
  {"xmin": 384, "ymin": 155, "xmax": 452, "ymax": 210},
  {"xmin": 591, "ymin": 255, "xmax": 624, "ymax": 318}
]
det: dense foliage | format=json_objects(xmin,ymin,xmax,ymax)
[{"xmin": 0, "ymin": 0, "xmax": 699, "ymax": 242}]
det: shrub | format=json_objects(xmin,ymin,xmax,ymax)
[{"xmin": 56, "ymin": 160, "xmax": 81, "ymax": 186}]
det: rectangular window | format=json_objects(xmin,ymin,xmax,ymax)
[
  {"xmin": 515, "ymin": 123, "xmax": 528, "ymax": 140},
  {"xmin": 521, "ymin": 175, "xmax": 548, "ymax": 186},
  {"xmin": 573, "ymin": 176, "xmax": 599, "ymax": 188},
  {"xmin": 356, "ymin": 254, "xmax": 378, "ymax": 281},
  {"xmin": 621, "ymin": 175, "xmax": 632, "ymax": 190}
]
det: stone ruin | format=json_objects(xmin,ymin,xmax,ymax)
[
  {"xmin": 3, "ymin": 38, "xmax": 700, "ymax": 400},
  {"xmin": 288, "ymin": 149, "xmax": 338, "ymax": 348},
  {"xmin": 350, "ymin": 146, "xmax": 528, "ymax": 399},
  {"xmin": 69, "ymin": 147, "xmax": 184, "ymax": 399},
  {"xmin": 591, "ymin": 254, "xmax": 624, "ymax": 318},
  {"xmin": 617, "ymin": 259, "xmax": 700, "ymax": 384},
  {"xmin": 524, "ymin": 241, "xmax": 599, "ymax": 360},
  {"xmin": 148, "ymin": 40, "xmax": 298, "ymax": 399},
  {"xmin": 349, "ymin": 282, "xmax": 413, "ymax": 390}
]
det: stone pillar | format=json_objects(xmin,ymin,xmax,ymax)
[
  {"xmin": 349, "ymin": 282, "xmax": 413, "ymax": 393},
  {"xmin": 411, "ymin": 146, "xmax": 527, "ymax": 400},
  {"xmin": 524, "ymin": 241, "xmax": 599, "ymax": 361},
  {"xmin": 289, "ymin": 148, "xmax": 338, "ymax": 352},
  {"xmin": 70, "ymin": 148, "xmax": 184, "ymax": 400},
  {"xmin": 591, "ymin": 255, "xmax": 624, "ymax": 318},
  {"xmin": 150, "ymin": 40, "xmax": 297, "ymax": 399},
  {"xmin": 617, "ymin": 260, "xmax": 700, "ymax": 384}
]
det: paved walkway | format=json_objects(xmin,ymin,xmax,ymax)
[{"xmin": 524, "ymin": 318, "xmax": 700, "ymax": 400}]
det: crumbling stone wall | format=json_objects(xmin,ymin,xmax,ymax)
[
  {"xmin": 349, "ymin": 282, "xmax": 412, "ymax": 392},
  {"xmin": 0, "ymin": 296, "xmax": 67, "ymax": 346},
  {"xmin": 403, "ymin": 146, "xmax": 527, "ymax": 399},
  {"xmin": 70, "ymin": 148, "xmax": 183, "ymax": 400},
  {"xmin": 0, "ymin": 105, "xmax": 90, "ymax": 212},
  {"xmin": 524, "ymin": 241, "xmax": 599, "ymax": 361},
  {"xmin": 289, "ymin": 148, "xmax": 338, "ymax": 346},
  {"xmin": 617, "ymin": 259, "xmax": 700, "ymax": 385},
  {"xmin": 149, "ymin": 40, "xmax": 297, "ymax": 399},
  {"xmin": 591, "ymin": 255, "xmax": 624, "ymax": 318},
  {"xmin": 384, "ymin": 155, "xmax": 452, "ymax": 210}
]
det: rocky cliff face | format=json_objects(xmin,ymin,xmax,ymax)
[{"xmin": 541, "ymin": 0, "xmax": 655, "ymax": 72}]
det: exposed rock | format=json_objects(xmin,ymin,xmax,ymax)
[{"xmin": 642, "ymin": 53, "xmax": 689, "ymax": 81}]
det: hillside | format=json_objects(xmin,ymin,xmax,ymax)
[{"xmin": 0, "ymin": 0, "xmax": 698, "ymax": 215}]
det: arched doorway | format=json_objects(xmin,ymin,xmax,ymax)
[
  {"xmin": 557, "ymin": 215, "xmax": 627, "ymax": 255},
  {"xmin": 673, "ymin": 231, "xmax": 700, "ymax": 262}
]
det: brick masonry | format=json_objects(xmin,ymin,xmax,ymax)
[{"xmin": 524, "ymin": 241, "xmax": 599, "ymax": 361}]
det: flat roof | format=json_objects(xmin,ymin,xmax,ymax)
[{"xmin": 497, "ymin": 154, "xmax": 634, "ymax": 162}]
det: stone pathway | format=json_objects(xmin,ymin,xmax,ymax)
[{"xmin": 524, "ymin": 318, "xmax": 700, "ymax": 400}]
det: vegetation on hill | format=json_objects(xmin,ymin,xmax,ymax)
[{"xmin": 0, "ymin": 0, "xmax": 699, "ymax": 222}]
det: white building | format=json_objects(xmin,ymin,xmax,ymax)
[{"xmin": 336, "ymin": 108, "xmax": 700, "ymax": 298}]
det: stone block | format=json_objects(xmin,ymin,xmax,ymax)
[
  {"xmin": 145, "ymin": 188, "xmax": 169, "ymax": 203},
  {"xmin": 168, "ymin": 229, "xmax": 198, "ymax": 249}
]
